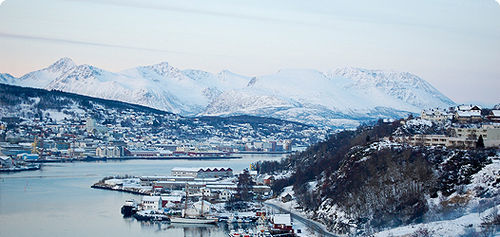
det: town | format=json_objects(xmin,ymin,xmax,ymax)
[
  {"xmin": 0, "ymin": 91, "xmax": 328, "ymax": 170},
  {"xmin": 2, "ymin": 103, "xmax": 499, "ymax": 171}
]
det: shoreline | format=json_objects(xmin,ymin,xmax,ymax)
[
  {"xmin": 91, "ymin": 182, "xmax": 152, "ymax": 195},
  {"xmin": 235, "ymin": 151, "xmax": 293, "ymax": 155},
  {"xmin": 26, "ymin": 155, "xmax": 243, "ymax": 163},
  {"xmin": 0, "ymin": 164, "xmax": 41, "ymax": 173}
]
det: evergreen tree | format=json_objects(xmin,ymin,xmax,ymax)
[
  {"xmin": 476, "ymin": 135, "xmax": 485, "ymax": 149},
  {"xmin": 237, "ymin": 169, "xmax": 255, "ymax": 201}
]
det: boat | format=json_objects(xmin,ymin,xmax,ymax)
[
  {"xmin": 228, "ymin": 229, "xmax": 256, "ymax": 237},
  {"xmin": 170, "ymin": 216, "xmax": 217, "ymax": 224},
  {"xmin": 170, "ymin": 183, "xmax": 217, "ymax": 224},
  {"xmin": 133, "ymin": 210, "xmax": 170, "ymax": 221},
  {"xmin": 120, "ymin": 199, "xmax": 138, "ymax": 217}
]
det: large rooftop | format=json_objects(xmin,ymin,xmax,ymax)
[{"xmin": 171, "ymin": 167, "xmax": 233, "ymax": 172}]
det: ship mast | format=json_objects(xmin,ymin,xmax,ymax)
[
  {"xmin": 32, "ymin": 136, "xmax": 38, "ymax": 154},
  {"xmin": 184, "ymin": 183, "xmax": 188, "ymax": 218},
  {"xmin": 201, "ymin": 189, "xmax": 204, "ymax": 217}
]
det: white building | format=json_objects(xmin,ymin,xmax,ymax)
[
  {"xmin": 96, "ymin": 146, "xmax": 121, "ymax": 157},
  {"xmin": 219, "ymin": 190, "xmax": 233, "ymax": 201},
  {"xmin": 171, "ymin": 167, "xmax": 199, "ymax": 177},
  {"xmin": 200, "ymin": 187, "xmax": 211, "ymax": 197},
  {"xmin": 141, "ymin": 196, "xmax": 162, "ymax": 210},
  {"xmin": 421, "ymin": 109, "xmax": 452, "ymax": 123},
  {"xmin": 0, "ymin": 156, "xmax": 13, "ymax": 168},
  {"xmin": 391, "ymin": 124, "xmax": 500, "ymax": 148},
  {"xmin": 85, "ymin": 118, "xmax": 107, "ymax": 134},
  {"xmin": 454, "ymin": 105, "xmax": 482, "ymax": 123},
  {"xmin": 271, "ymin": 214, "xmax": 293, "ymax": 231}
]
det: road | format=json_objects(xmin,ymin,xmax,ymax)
[{"xmin": 264, "ymin": 202, "xmax": 338, "ymax": 237}]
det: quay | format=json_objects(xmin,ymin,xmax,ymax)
[
  {"xmin": 91, "ymin": 182, "xmax": 152, "ymax": 195},
  {"xmin": 0, "ymin": 164, "xmax": 41, "ymax": 173}
]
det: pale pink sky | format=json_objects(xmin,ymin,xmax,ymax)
[{"xmin": 0, "ymin": 0, "xmax": 499, "ymax": 104}]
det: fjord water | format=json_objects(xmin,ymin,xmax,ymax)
[{"xmin": 0, "ymin": 154, "xmax": 284, "ymax": 237}]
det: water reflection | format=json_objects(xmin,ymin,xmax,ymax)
[{"xmin": 136, "ymin": 221, "xmax": 227, "ymax": 236}]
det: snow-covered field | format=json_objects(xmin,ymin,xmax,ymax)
[{"xmin": 374, "ymin": 205, "xmax": 500, "ymax": 237}]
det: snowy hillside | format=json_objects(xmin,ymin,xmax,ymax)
[
  {"xmin": 255, "ymin": 119, "xmax": 499, "ymax": 236},
  {"xmin": 331, "ymin": 67, "xmax": 455, "ymax": 109},
  {"xmin": 2, "ymin": 58, "xmax": 455, "ymax": 127}
]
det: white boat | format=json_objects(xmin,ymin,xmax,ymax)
[
  {"xmin": 170, "ymin": 216, "xmax": 217, "ymax": 224},
  {"xmin": 170, "ymin": 183, "xmax": 217, "ymax": 224}
]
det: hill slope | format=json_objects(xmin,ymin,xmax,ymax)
[{"xmin": 256, "ymin": 120, "xmax": 498, "ymax": 235}]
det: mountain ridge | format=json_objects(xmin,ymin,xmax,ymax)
[{"xmin": 2, "ymin": 58, "xmax": 455, "ymax": 128}]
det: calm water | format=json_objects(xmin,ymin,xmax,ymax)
[{"xmin": 0, "ymin": 154, "xmax": 284, "ymax": 237}]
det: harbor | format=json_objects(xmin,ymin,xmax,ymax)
[
  {"xmin": 90, "ymin": 166, "xmax": 304, "ymax": 236},
  {"xmin": 118, "ymin": 194, "xmax": 301, "ymax": 237},
  {"xmin": 1, "ymin": 154, "xmax": 329, "ymax": 237}
]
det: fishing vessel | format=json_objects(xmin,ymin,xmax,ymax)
[
  {"xmin": 170, "ymin": 183, "xmax": 217, "ymax": 224},
  {"xmin": 120, "ymin": 199, "xmax": 138, "ymax": 217},
  {"xmin": 133, "ymin": 210, "xmax": 170, "ymax": 221}
]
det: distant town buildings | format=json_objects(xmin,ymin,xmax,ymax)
[{"xmin": 0, "ymin": 106, "xmax": 315, "ymax": 162}]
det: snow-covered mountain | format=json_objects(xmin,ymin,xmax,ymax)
[
  {"xmin": 0, "ymin": 73, "xmax": 15, "ymax": 84},
  {"xmin": 1, "ymin": 58, "xmax": 455, "ymax": 128}
]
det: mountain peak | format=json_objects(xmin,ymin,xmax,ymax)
[
  {"xmin": 333, "ymin": 67, "xmax": 415, "ymax": 81},
  {"xmin": 150, "ymin": 61, "xmax": 170, "ymax": 70},
  {"xmin": 48, "ymin": 57, "xmax": 76, "ymax": 72},
  {"xmin": 217, "ymin": 69, "xmax": 236, "ymax": 79},
  {"xmin": 0, "ymin": 73, "xmax": 15, "ymax": 83},
  {"xmin": 155, "ymin": 61, "xmax": 170, "ymax": 67},
  {"xmin": 140, "ymin": 61, "xmax": 184, "ymax": 78}
]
